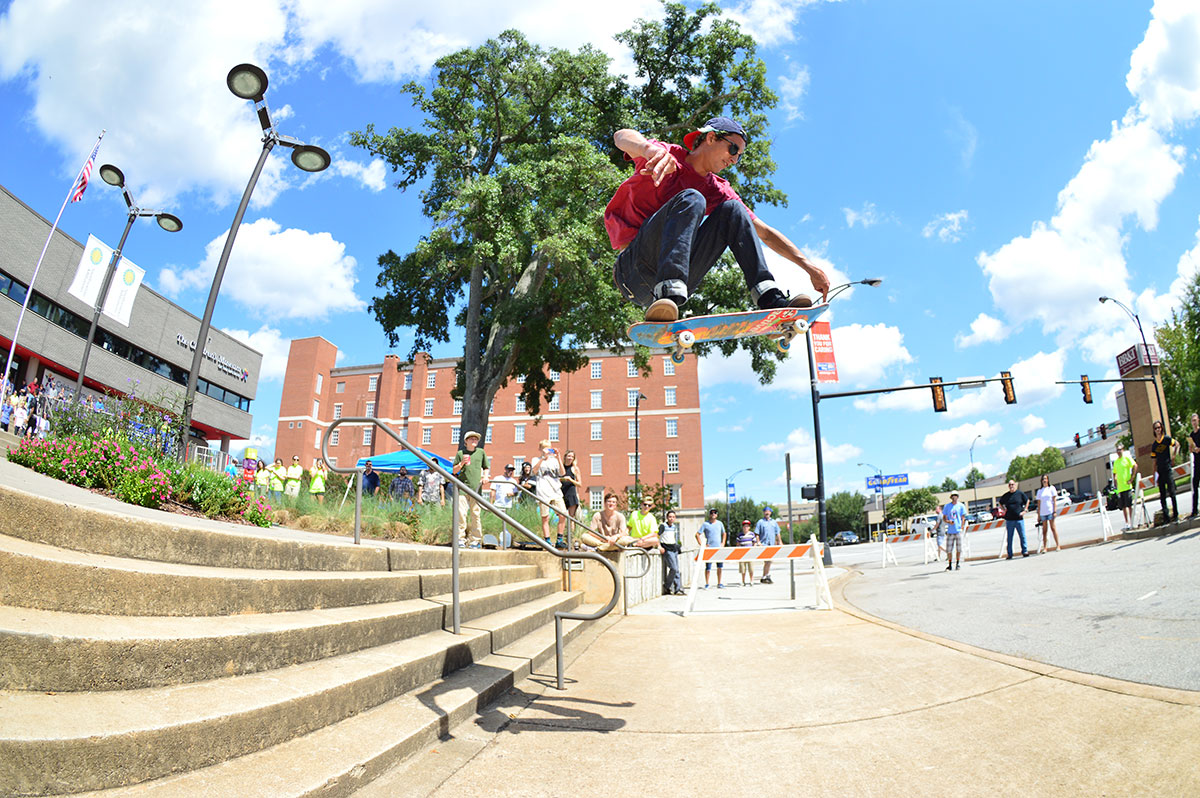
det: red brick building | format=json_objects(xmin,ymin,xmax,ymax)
[{"xmin": 275, "ymin": 337, "xmax": 705, "ymax": 511}]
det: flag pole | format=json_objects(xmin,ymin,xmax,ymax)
[{"xmin": 2, "ymin": 130, "xmax": 105, "ymax": 398}]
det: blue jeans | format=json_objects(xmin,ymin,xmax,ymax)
[
  {"xmin": 614, "ymin": 189, "xmax": 777, "ymax": 307},
  {"xmin": 1005, "ymin": 519, "xmax": 1027, "ymax": 557},
  {"xmin": 662, "ymin": 545, "xmax": 681, "ymax": 593}
]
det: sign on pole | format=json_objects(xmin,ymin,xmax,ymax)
[
  {"xmin": 67, "ymin": 234, "xmax": 112, "ymax": 307},
  {"xmin": 727, "ymin": 484, "xmax": 737, "ymax": 503},
  {"xmin": 866, "ymin": 473, "xmax": 909, "ymax": 490},
  {"xmin": 811, "ymin": 321, "xmax": 838, "ymax": 383},
  {"xmin": 101, "ymin": 258, "xmax": 144, "ymax": 326}
]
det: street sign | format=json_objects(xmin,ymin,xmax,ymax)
[
  {"xmin": 866, "ymin": 473, "xmax": 909, "ymax": 490},
  {"xmin": 727, "ymin": 484, "xmax": 736, "ymax": 503},
  {"xmin": 1116, "ymin": 344, "xmax": 1159, "ymax": 376}
]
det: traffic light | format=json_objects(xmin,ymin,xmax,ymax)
[
  {"xmin": 1000, "ymin": 370, "xmax": 1017, "ymax": 404},
  {"xmin": 1081, "ymin": 375, "xmax": 1093, "ymax": 404},
  {"xmin": 1074, "ymin": 433, "xmax": 1081, "ymax": 448},
  {"xmin": 1100, "ymin": 423, "xmax": 1107, "ymax": 439},
  {"xmin": 930, "ymin": 377, "xmax": 947, "ymax": 413}
]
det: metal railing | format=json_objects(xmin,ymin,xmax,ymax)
[{"xmin": 321, "ymin": 417, "xmax": 622, "ymax": 689}]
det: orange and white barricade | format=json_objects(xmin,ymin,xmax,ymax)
[
  {"xmin": 881, "ymin": 530, "xmax": 938, "ymax": 568},
  {"xmin": 684, "ymin": 537, "xmax": 831, "ymax": 615}
]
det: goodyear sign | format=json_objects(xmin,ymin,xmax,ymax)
[{"xmin": 866, "ymin": 474, "xmax": 909, "ymax": 490}]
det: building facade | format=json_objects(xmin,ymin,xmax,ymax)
[
  {"xmin": 276, "ymin": 337, "xmax": 705, "ymax": 511},
  {"xmin": 0, "ymin": 184, "xmax": 261, "ymax": 445}
]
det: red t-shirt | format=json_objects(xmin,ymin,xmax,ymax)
[{"xmin": 603, "ymin": 140, "xmax": 755, "ymax": 250}]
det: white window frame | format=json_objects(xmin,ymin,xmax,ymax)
[
  {"xmin": 314, "ymin": 430, "xmax": 321, "ymax": 448},
  {"xmin": 590, "ymin": 454, "xmax": 603, "ymax": 476},
  {"xmin": 548, "ymin": 394, "xmax": 560, "ymax": 412},
  {"xmin": 663, "ymin": 357, "xmax": 675, "ymax": 376},
  {"xmin": 453, "ymin": 398, "xmax": 463, "ymax": 415},
  {"xmin": 590, "ymin": 361, "xmax": 602, "ymax": 379},
  {"xmin": 427, "ymin": 371, "xmax": 437, "ymax": 389},
  {"xmin": 514, "ymin": 424, "xmax": 525, "ymax": 443},
  {"xmin": 336, "ymin": 381, "xmax": 345, "ymax": 393},
  {"xmin": 421, "ymin": 428, "xmax": 431, "ymax": 445},
  {"xmin": 404, "ymin": 373, "xmax": 413, "ymax": 390},
  {"xmin": 424, "ymin": 398, "xmax": 434, "ymax": 416},
  {"xmin": 312, "ymin": 400, "xmax": 319, "ymax": 417},
  {"xmin": 627, "ymin": 360, "xmax": 638, "ymax": 378},
  {"xmin": 363, "ymin": 428, "xmax": 373, "ymax": 446},
  {"xmin": 590, "ymin": 421, "xmax": 602, "ymax": 441},
  {"xmin": 628, "ymin": 419, "xmax": 639, "ymax": 439},
  {"xmin": 667, "ymin": 452, "xmax": 679, "ymax": 473},
  {"xmin": 590, "ymin": 390, "xmax": 602, "ymax": 410},
  {"xmin": 549, "ymin": 370, "xmax": 561, "ymax": 381},
  {"xmin": 512, "ymin": 455, "xmax": 525, "ymax": 470},
  {"xmin": 401, "ymin": 399, "xmax": 410, "ymax": 417},
  {"xmin": 333, "ymin": 403, "xmax": 342, "ymax": 419},
  {"xmin": 666, "ymin": 418, "xmax": 678, "ymax": 438},
  {"xmin": 548, "ymin": 422, "xmax": 560, "ymax": 442},
  {"xmin": 365, "ymin": 401, "xmax": 375, "ymax": 417},
  {"xmin": 485, "ymin": 426, "xmax": 493, "ymax": 444},
  {"xmin": 515, "ymin": 396, "xmax": 526, "ymax": 413},
  {"xmin": 589, "ymin": 488, "xmax": 604, "ymax": 511},
  {"xmin": 315, "ymin": 374, "xmax": 323, "ymax": 393},
  {"xmin": 368, "ymin": 375, "xmax": 378, "ymax": 392},
  {"xmin": 627, "ymin": 389, "xmax": 639, "ymax": 408},
  {"xmin": 330, "ymin": 430, "xmax": 340, "ymax": 446},
  {"xmin": 451, "ymin": 427, "xmax": 461, "ymax": 444},
  {"xmin": 665, "ymin": 387, "xmax": 677, "ymax": 407},
  {"xmin": 628, "ymin": 453, "xmax": 640, "ymax": 475}
]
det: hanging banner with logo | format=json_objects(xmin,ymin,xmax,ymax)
[
  {"xmin": 67, "ymin": 234, "xmax": 113, "ymax": 307},
  {"xmin": 811, "ymin": 321, "xmax": 838, "ymax": 383},
  {"xmin": 101, "ymin": 258, "xmax": 144, "ymax": 326}
]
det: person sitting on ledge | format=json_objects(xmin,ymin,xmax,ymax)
[{"xmin": 581, "ymin": 492, "xmax": 636, "ymax": 552}]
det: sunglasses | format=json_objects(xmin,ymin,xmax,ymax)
[{"xmin": 716, "ymin": 135, "xmax": 742, "ymax": 158}]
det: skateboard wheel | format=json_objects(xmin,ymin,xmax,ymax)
[
  {"xmin": 776, "ymin": 337, "xmax": 791, "ymax": 353},
  {"xmin": 671, "ymin": 350, "xmax": 686, "ymax": 365},
  {"xmin": 793, "ymin": 318, "xmax": 809, "ymax": 333},
  {"xmin": 678, "ymin": 330, "xmax": 696, "ymax": 348}
]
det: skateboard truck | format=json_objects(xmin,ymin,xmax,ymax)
[
  {"xmin": 774, "ymin": 317, "xmax": 810, "ymax": 353},
  {"xmin": 671, "ymin": 330, "xmax": 696, "ymax": 364}
]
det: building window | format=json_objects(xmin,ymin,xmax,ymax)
[
  {"xmin": 453, "ymin": 398, "xmax": 463, "ymax": 415},
  {"xmin": 368, "ymin": 375, "xmax": 378, "ymax": 392},
  {"xmin": 670, "ymin": 484, "xmax": 681, "ymax": 506},
  {"xmin": 514, "ymin": 424, "xmax": 525, "ymax": 443},
  {"xmin": 315, "ymin": 374, "xmax": 323, "ymax": 393},
  {"xmin": 404, "ymin": 373, "xmax": 412, "ymax": 390},
  {"xmin": 451, "ymin": 427, "xmax": 461, "ymax": 444},
  {"xmin": 628, "ymin": 453, "xmax": 640, "ymax": 475},
  {"xmin": 297, "ymin": 421, "xmax": 302, "ymax": 427},
  {"xmin": 665, "ymin": 387, "xmax": 676, "ymax": 407},
  {"xmin": 288, "ymin": 422, "xmax": 294, "ymax": 429},
  {"xmin": 427, "ymin": 371, "xmax": 437, "ymax": 389},
  {"xmin": 422, "ymin": 428, "xmax": 431, "ymax": 445},
  {"xmin": 402, "ymin": 399, "xmax": 410, "ymax": 417},
  {"xmin": 666, "ymin": 418, "xmax": 678, "ymax": 438},
  {"xmin": 399, "ymin": 427, "xmax": 408, "ymax": 440},
  {"xmin": 667, "ymin": 452, "xmax": 679, "ymax": 473},
  {"xmin": 363, "ymin": 428, "xmax": 373, "ymax": 445},
  {"xmin": 512, "ymin": 455, "xmax": 525, "ymax": 470},
  {"xmin": 627, "ymin": 389, "xmax": 639, "ymax": 408},
  {"xmin": 424, "ymin": 398, "xmax": 434, "ymax": 416},
  {"xmin": 590, "ymin": 361, "xmax": 602, "ymax": 379},
  {"xmin": 515, "ymin": 396, "xmax": 526, "ymax": 413},
  {"xmin": 336, "ymin": 381, "xmax": 345, "ymax": 393},
  {"xmin": 663, "ymin": 357, "xmax": 675, "ymax": 376},
  {"xmin": 330, "ymin": 430, "xmax": 340, "ymax": 446},
  {"xmin": 485, "ymin": 426, "xmax": 493, "ymax": 444},
  {"xmin": 591, "ymin": 455, "xmax": 603, "ymax": 475},
  {"xmin": 590, "ymin": 390, "xmax": 602, "ymax": 409},
  {"xmin": 628, "ymin": 419, "xmax": 639, "ymax": 439},
  {"xmin": 548, "ymin": 394, "xmax": 560, "ymax": 411},
  {"xmin": 517, "ymin": 374, "xmax": 526, "ymax": 383},
  {"xmin": 627, "ymin": 360, "xmax": 638, "ymax": 378},
  {"xmin": 314, "ymin": 430, "xmax": 321, "ymax": 448},
  {"xmin": 489, "ymin": 399, "xmax": 494, "ymax": 413},
  {"xmin": 590, "ymin": 421, "xmax": 602, "ymax": 441},
  {"xmin": 329, "ymin": 457, "xmax": 337, "ymax": 467},
  {"xmin": 333, "ymin": 403, "xmax": 342, "ymax": 419},
  {"xmin": 312, "ymin": 400, "xmax": 319, "ymax": 417},
  {"xmin": 590, "ymin": 488, "xmax": 604, "ymax": 511},
  {"xmin": 548, "ymin": 422, "xmax": 560, "ymax": 442},
  {"xmin": 365, "ymin": 401, "xmax": 375, "ymax": 417},
  {"xmin": 549, "ymin": 369, "xmax": 560, "ymax": 381}
]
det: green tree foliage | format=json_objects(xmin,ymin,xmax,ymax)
[
  {"xmin": 706, "ymin": 497, "xmax": 779, "ymax": 532},
  {"xmin": 1156, "ymin": 268, "xmax": 1200, "ymax": 434},
  {"xmin": 351, "ymin": 3, "xmax": 792, "ymax": 441},
  {"xmin": 939, "ymin": 476, "xmax": 960, "ymax": 492},
  {"xmin": 1006, "ymin": 446, "xmax": 1066, "ymax": 481},
  {"xmin": 826, "ymin": 490, "xmax": 865, "ymax": 533},
  {"xmin": 963, "ymin": 467, "xmax": 985, "ymax": 488},
  {"xmin": 884, "ymin": 487, "xmax": 938, "ymax": 526}
]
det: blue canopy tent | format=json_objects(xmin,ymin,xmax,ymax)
[{"xmin": 354, "ymin": 447, "xmax": 453, "ymax": 473}]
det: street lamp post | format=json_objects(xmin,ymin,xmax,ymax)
[
  {"xmin": 858, "ymin": 461, "xmax": 883, "ymax": 538},
  {"xmin": 179, "ymin": 64, "xmax": 330, "ymax": 451},
  {"xmin": 73, "ymin": 164, "xmax": 182, "ymax": 400},
  {"xmin": 809, "ymin": 279, "xmax": 882, "ymax": 565},
  {"xmin": 969, "ymin": 434, "xmax": 983, "ymax": 508},
  {"xmin": 633, "ymin": 391, "xmax": 647, "ymax": 499},
  {"xmin": 1099, "ymin": 296, "xmax": 1166, "ymax": 428},
  {"xmin": 724, "ymin": 466, "xmax": 753, "ymax": 533}
]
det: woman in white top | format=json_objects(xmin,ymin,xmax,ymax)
[
  {"xmin": 530, "ymin": 440, "xmax": 568, "ymax": 545},
  {"xmin": 1035, "ymin": 474, "xmax": 1061, "ymax": 553}
]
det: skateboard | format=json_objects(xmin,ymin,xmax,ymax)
[{"xmin": 626, "ymin": 304, "xmax": 830, "ymax": 363}]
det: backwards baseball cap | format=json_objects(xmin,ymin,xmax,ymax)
[{"xmin": 683, "ymin": 116, "xmax": 748, "ymax": 151}]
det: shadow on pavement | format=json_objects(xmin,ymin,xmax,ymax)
[{"xmin": 475, "ymin": 688, "xmax": 631, "ymax": 735}]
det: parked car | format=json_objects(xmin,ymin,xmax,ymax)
[
  {"xmin": 975, "ymin": 510, "xmax": 993, "ymax": 522},
  {"xmin": 912, "ymin": 514, "xmax": 940, "ymax": 535},
  {"xmin": 831, "ymin": 531, "xmax": 860, "ymax": 546},
  {"xmin": 1056, "ymin": 489, "xmax": 1073, "ymax": 506}
]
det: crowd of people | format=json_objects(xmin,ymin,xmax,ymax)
[{"xmin": 1, "ymin": 373, "xmax": 65, "ymax": 440}]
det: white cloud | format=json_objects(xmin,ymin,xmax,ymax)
[
  {"xmin": 779, "ymin": 64, "xmax": 811, "ymax": 122},
  {"xmin": 948, "ymin": 107, "xmax": 978, "ymax": 170},
  {"xmin": 923, "ymin": 420, "xmax": 1001, "ymax": 455},
  {"xmin": 944, "ymin": 349, "xmax": 1067, "ymax": 419},
  {"xmin": 954, "ymin": 312, "xmax": 1006, "ymax": 348},
  {"xmin": 758, "ymin": 426, "xmax": 860, "ymax": 466},
  {"xmin": 158, "ymin": 218, "xmax": 366, "ymax": 321},
  {"xmin": 922, "ymin": 210, "xmax": 969, "ymax": 243},
  {"xmin": 1020, "ymin": 414, "xmax": 1046, "ymax": 434},
  {"xmin": 222, "ymin": 324, "xmax": 290, "ymax": 381},
  {"xmin": 331, "ymin": 157, "xmax": 387, "ymax": 192},
  {"xmin": 1012, "ymin": 437, "xmax": 1055, "ymax": 458},
  {"xmin": 843, "ymin": 202, "xmax": 883, "ymax": 229},
  {"xmin": 724, "ymin": 0, "xmax": 836, "ymax": 47},
  {"xmin": 1127, "ymin": 0, "xmax": 1200, "ymax": 130},
  {"xmin": 853, "ymin": 381, "xmax": 932, "ymax": 414},
  {"xmin": 213, "ymin": 431, "xmax": 276, "ymax": 461},
  {"xmin": 829, "ymin": 323, "xmax": 914, "ymax": 387}
]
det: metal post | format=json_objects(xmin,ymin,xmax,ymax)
[
  {"xmin": 354, "ymin": 469, "xmax": 362, "ymax": 545},
  {"xmin": 72, "ymin": 212, "xmax": 136, "ymax": 399},
  {"xmin": 786, "ymin": 452, "xmax": 796, "ymax": 600},
  {"xmin": 806, "ymin": 330, "xmax": 833, "ymax": 565},
  {"xmin": 450, "ymin": 482, "xmax": 461, "ymax": 635}
]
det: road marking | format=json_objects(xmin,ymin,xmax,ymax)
[{"xmin": 1137, "ymin": 590, "xmax": 1157, "ymax": 601}]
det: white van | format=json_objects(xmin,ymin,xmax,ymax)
[{"xmin": 912, "ymin": 514, "xmax": 940, "ymax": 535}]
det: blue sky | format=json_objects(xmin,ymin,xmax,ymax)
[{"xmin": 2, "ymin": 0, "xmax": 1198, "ymax": 505}]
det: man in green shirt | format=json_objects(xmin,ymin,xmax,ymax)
[
  {"xmin": 628, "ymin": 498, "xmax": 661, "ymax": 551},
  {"xmin": 451, "ymin": 431, "xmax": 490, "ymax": 547},
  {"xmin": 1112, "ymin": 441, "xmax": 1139, "ymax": 531}
]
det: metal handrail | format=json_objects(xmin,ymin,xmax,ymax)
[{"xmin": 321, "ymin": 417, "xmax": 622, "ymax": 689}]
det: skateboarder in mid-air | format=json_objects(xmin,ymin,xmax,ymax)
[{"xmin": 606, "ymin": 116, "xmax": 830, "ymax": 323}]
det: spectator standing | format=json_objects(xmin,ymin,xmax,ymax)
[
  {"xmin": 12, "ymin": 400, "xmax": 28, "ymax": 437},
  {"xmin": 267, "ymin": 458, "xmax": 286, "ymax": 502},
  {"xmin": 390, "ymin": 466, "xmax": 415, "ymax": 508},
  {"xmin": 517, "ymin": 462, "xmax": 536, "ymax": 504},
  {"xmin": 581, "ymin": 492, "xmax": 634, "ymax": 551},
  {"xmin": 361, "ymin": 460, "xmax": 380, "ymax": 497},
  {"xmin": 659, "ymin": 509, "xmax": 683, "ymax": 595},
  {"xmin": 1112, "ymin": 442, "xmax": 1139, "ymax": 530},
  {"xmin": 1150, "ymin": 420, "xmax": 1179, "ymax": 524},
  {"xmin": 224, "ymin": 459, "xmax": 240, "ymax": 481},
  {"xmin": 754, "ymin": 506, "xmax": 781, "ymax": 584},
  {"xmin": 628, "ymin": 498, "xmax": 661, "ymax": 550},
  {"xmin": 418, "ymin": 466, "xmax": 445, "ymax": 506},
  {"xmin": 941, "ymin": 492, "xmax": 966, "ymax": 571},
  {"xmin": 697, "ymin": 508, "xmax": 726, "ymax": 588},
  {"xmin": 999, "ymin": 479, "xmax": 1031, "ymax": 559},
  {"xmin": 451, "ymin": 431, "xmax": 489, "ymax": 547},
  {"xmin": 1188, "ymin": 412, "xmax": 1199, "ymax": 519},
  {"xmin": 254, "ymin": 460, "xmax": 269, "ymax": 497},
  {"xmin": 560, "ymin": 450, "xmax": 582, "ymax": 523},
  {"xmin": 0, "ymin": 398, "xmax": 11, "ymax": 432},
  {"xmin": 736, "ymin": 519, "xmax": 756, "ymax": 585},
  {"xmin": 309, "ymin": 460, "xmax": 327, "ymax": 504},
  {"xmin": 1034, "ymin": 475, "xmax": 1061, "ymax": 552},
  {"xmin": 490, "ymin": 464, "xmax": 518, "ymax": 509},
  {"xmin": 285, "ymin": 456, "xmax": 303, "ymax": 498},
  {"xmin": 531, "ymin": 441, "xmax": 567, "ymax": 544}
]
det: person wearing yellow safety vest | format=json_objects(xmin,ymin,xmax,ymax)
[
  {"xmin": 285, "ymin": 455, "xmax": 304, "ymax": 498},
  {"xmin": 309, "ymin": 460, "xmax": 327, "ymax": 504},
  {"xmin": 254, "ymin": 459, "xmax": 269, "ymax": 497},
  {"xmin": 628, "ymin": 498, "xmax": 661, "ymax": 551},
  {"xmin": 267, "ymin": 458, "xmax": 286, "ymax": 502}
]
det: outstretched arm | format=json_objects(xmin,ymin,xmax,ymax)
[
  {"xmin": 752, "ymin": 217, "xmax": 830, "ymax": 301},
  {"xmin": 614, "ymin": 129, "xmax": 676, "ymax": 187}
]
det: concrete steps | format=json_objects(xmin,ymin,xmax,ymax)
[{"xmin": 0, "ymin": 472, "xmax": 597, "ymax": 796}]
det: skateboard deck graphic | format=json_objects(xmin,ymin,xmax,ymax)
[{"xmin": 627, "ymin": 304, "xmax": 830, "ymax": 362}]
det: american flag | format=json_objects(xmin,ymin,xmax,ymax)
[{"xmin": 70, "ymin": 139, "xmax": 102, "ymax": 203}]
